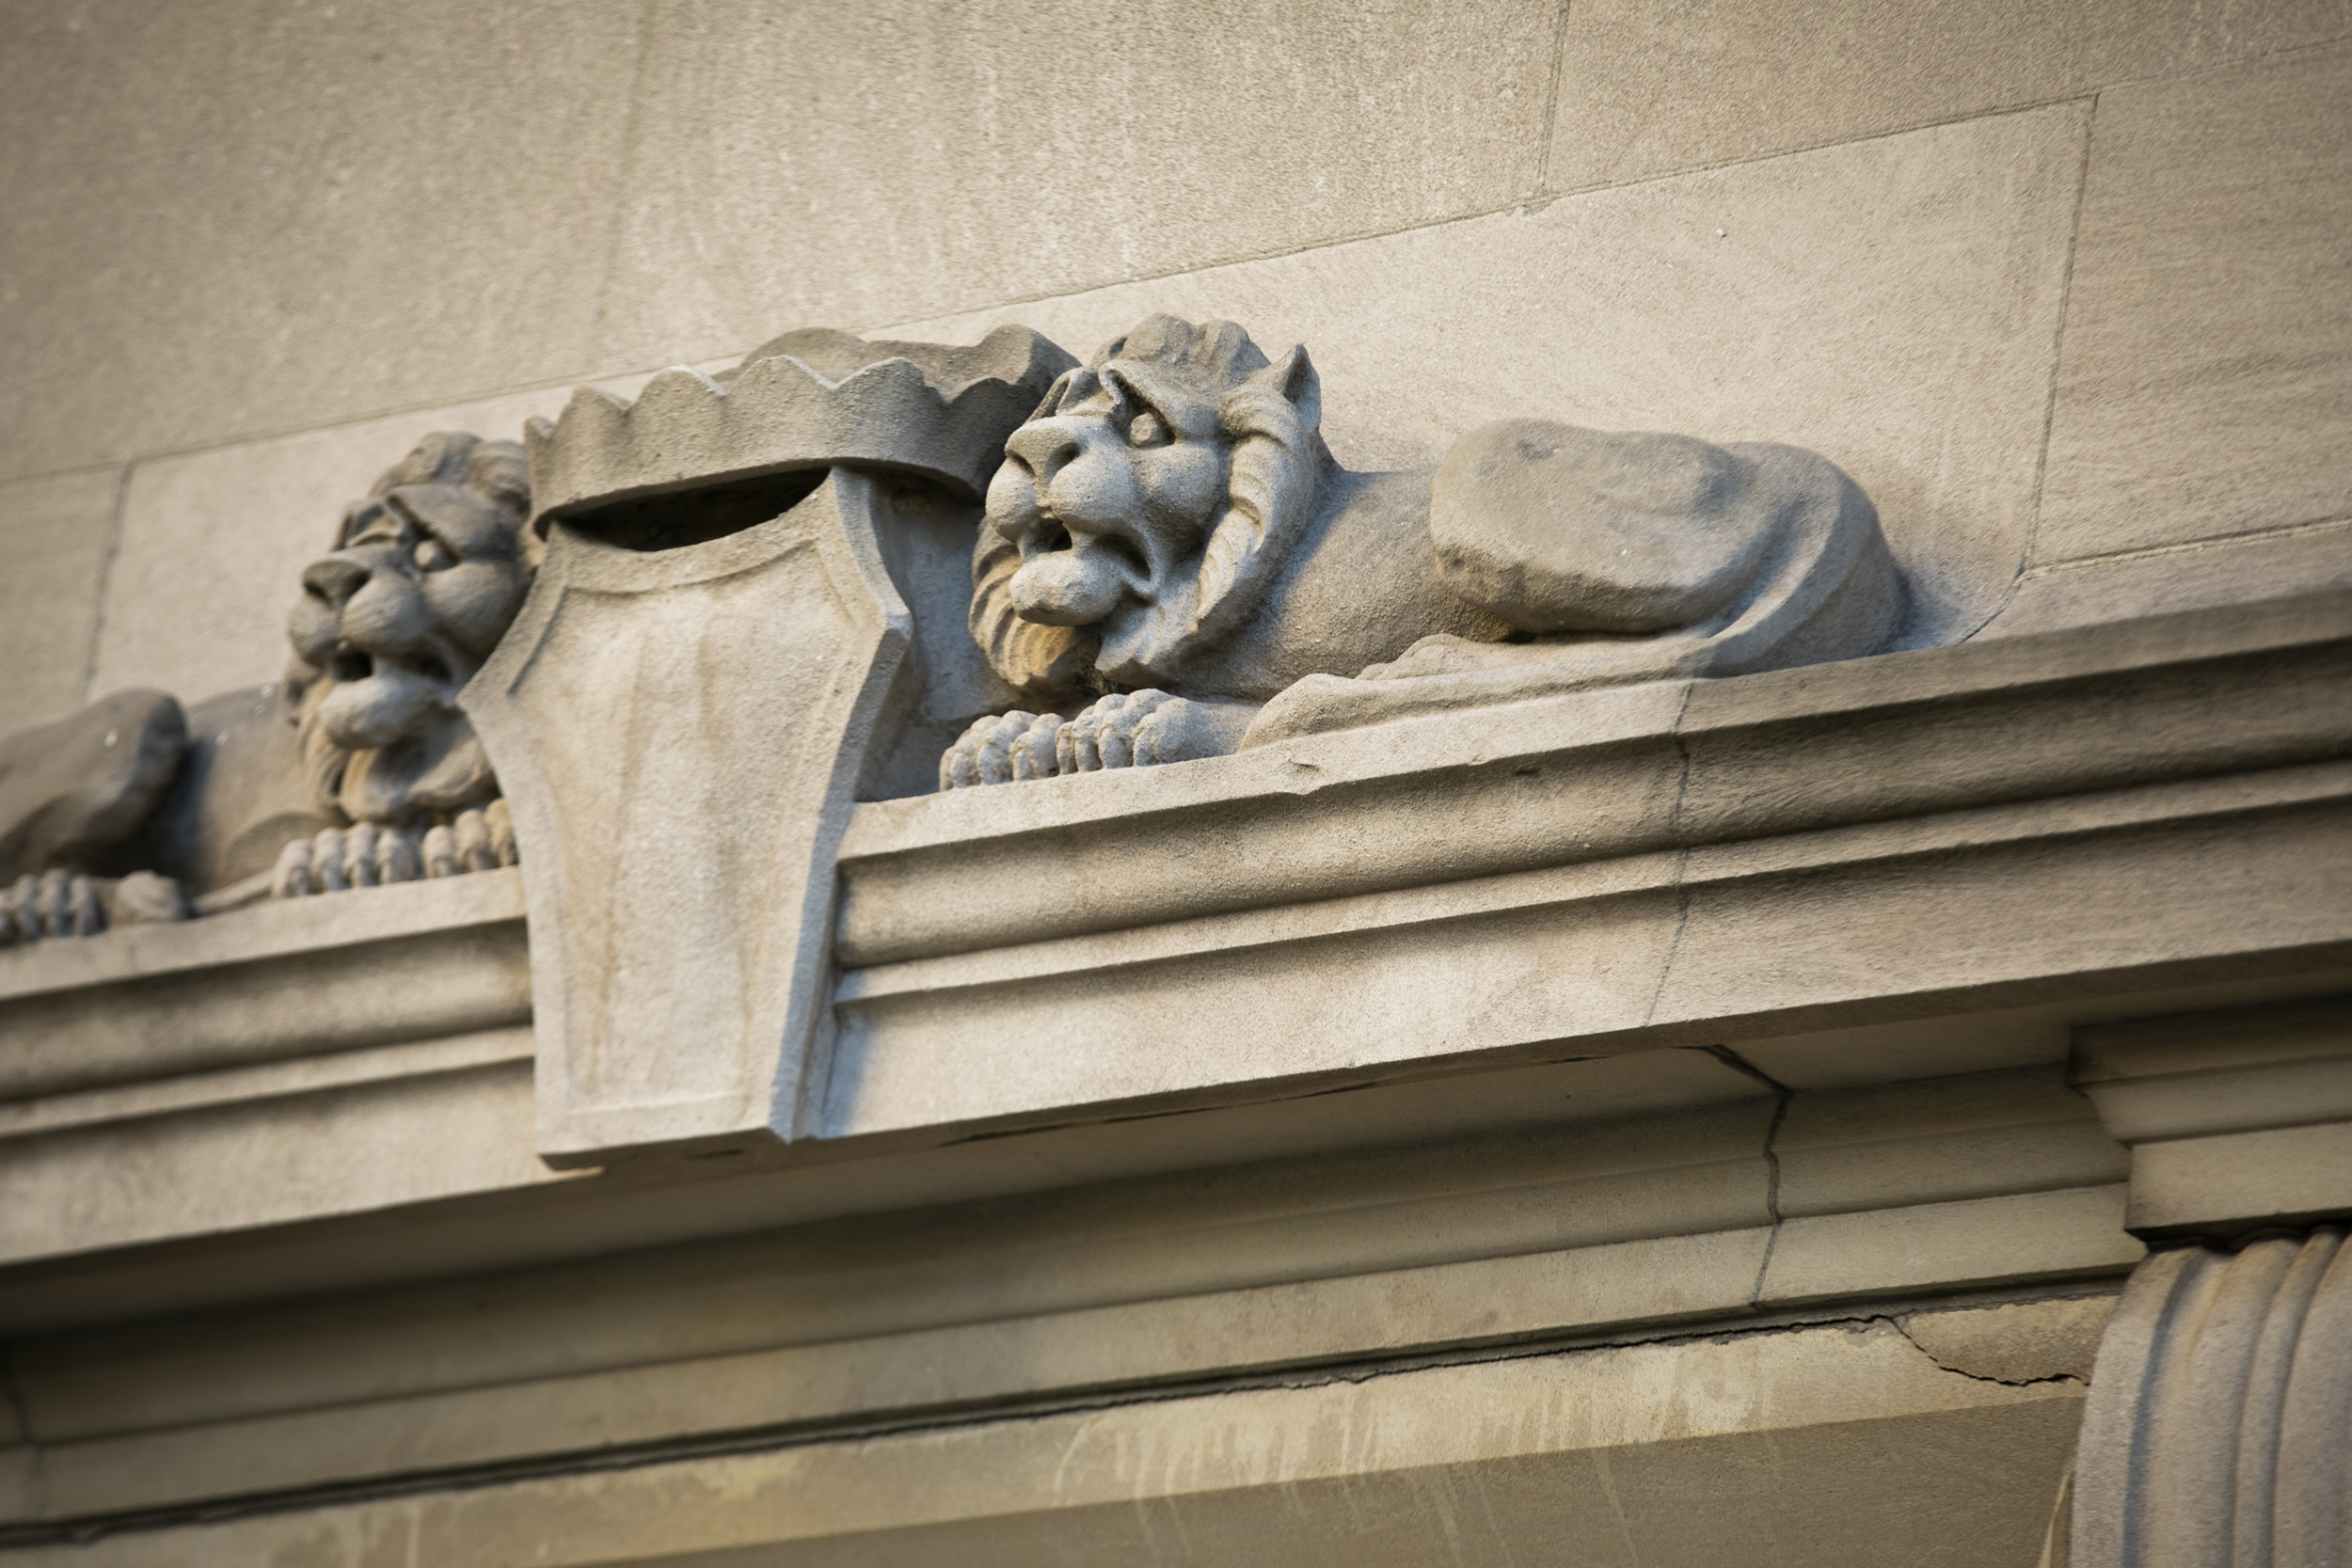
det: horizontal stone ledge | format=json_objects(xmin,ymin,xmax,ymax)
[
  {"xmin": 0, "ymin": 871, "xmax": 529, "ymax": 1101},
  {"xmin": 0, "ymin": 1313, "xmax": 2098, "ymax": 1566},
  {"xmin": 822, "ymin": 757, "xmax": 2352, "ymax": 1138},
  {"xmin": 834, "ymin": 589, "xmax": 2352, "ymax": 968},
  {"xmin": 11, "ymin": 1196, "xmax": 2135, "ymax": 1528}
]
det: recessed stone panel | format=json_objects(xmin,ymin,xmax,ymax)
[
  {"xmin": 2038, "ymin": 44, "xmax": 2352, "ymax": 561},
  {"xmin": 591, "ymin": 0, "xmax": 1558, "ymax": 371},
  {"xmin": 1545, "ymin": 0, "xmax": 2346, "ymax": 193},
  {"xmin": 890, "ymin": 106, "xmax": 2088, "ymax": 647},
  {"xmin": 0, "ymin": 0, "xmax": 644, "ymax": 483},
  {"xmin": 0, "ymin": 467, "xmax": 118, "ymax": 736}
]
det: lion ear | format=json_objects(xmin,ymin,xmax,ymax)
[{"xmin": 1248, "ymin": 345, "xmax": 1321, "ymax": 436}]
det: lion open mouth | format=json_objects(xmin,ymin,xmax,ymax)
[{"xmin": 316, "ymin": 643, "xmax": 463, "ymax": 750}]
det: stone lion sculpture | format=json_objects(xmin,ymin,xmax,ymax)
[
  {"xmin": 942, "ymin": 315, "xmax": 1903, "ymax": 787},
  {"xmin": 0, "ymin": 432, "xmax": 536, "ymax": 943},
  {"xmin": 271, "ymin": 430, "xmax": 538, "ymax": 894}
]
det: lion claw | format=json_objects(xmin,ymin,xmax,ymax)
[
  {"xmin": 269, "ymin": 802, "xmax": 519, "ymax": 899},
  {"xmin": 940, "ymin": 710, "xmax": 1064, "ymax": 789},
  {"xmin": 1057, "ymin": 690, "xmax": 1181, "ymax": 773},
  {"xmin": 0, "ymin": 869, "xmax": 186, "ymax": 945}
]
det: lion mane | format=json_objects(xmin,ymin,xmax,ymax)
[
  {"xmin": 286, "ymin": 431, "xmax": 538, "ymax": 827},
  {"xmin": 971, "ymin": 316, "xmax": 1325, "ymax": 698}
]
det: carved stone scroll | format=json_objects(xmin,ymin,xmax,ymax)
[{"xmin": 465, "ymin": 471, "xmax": 910, "ymax": 1163}]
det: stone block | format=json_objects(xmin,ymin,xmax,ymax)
[
  {"xmin": 1759, "ymin": 1186, "xmax": 2143, "ymax": 1306},
  {"xmin": 1546, "ymin": 0, "xmax": 2345, "ymax": 193},
  {"xmin": 0, "ymin": 0, "xmax": 644, "ymax": 483},
  {"xmin": 2038, "ymin": 44, "xmax": 2352, "ymax": 561},
  {"xmin": 1774, "ymin": 1069, "xmax": 2127, "ymax": 1219},
  {"xmin": 87, "ymin": 383, "xmax": 628, "ymax": 705},
  {"xmin": 2125, "ymin": 1123, "xmax": 2352, "ymax": 1234},
  {"xmin": 2073, "ymin": 995, "xmax": 2352, "ymax": 1231},
  {"xmin": 1980, "ymin": 521, "xmax": 2352, "ymax": 640},
  {"xmin": 592, "ymin": 0, "xmax": 1558, "ymax": 372},
  {"xmin": 891, "ymin": 105, "xmax": 2089, "ymax": 646},
  {"xmin": 0, "ymin": 1056, "xmax": 551, "ymax": 1263},
  {"xmin": 0, "ymin": 467, "xmax": 118, "ymax": 736}
]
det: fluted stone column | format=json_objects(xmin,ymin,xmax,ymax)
[
  {"xmin": 2073, "ymin": 1230, "xmax": 2350, "ymax": 1568},
  {"xmin": 2071, "ymin": 1001, "xmax": 2352, "ymax": 1567}
]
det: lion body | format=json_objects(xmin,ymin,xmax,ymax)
[{"xmin": 949, "ymin": 315, "xmax": 1903, "ymax": 786}]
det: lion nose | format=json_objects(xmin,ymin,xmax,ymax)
[
  {"xmin": 302, "ymin": 555, "xmax": 371, "ymax": 610},
  {"xmin": 1004, "ymin": 420, "xmax": 1081, "ymax": 483}
]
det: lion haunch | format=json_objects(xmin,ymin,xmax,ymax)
[{"xmin": 943, "ymin": 315, "xmax": 1902, "ymax": 787}]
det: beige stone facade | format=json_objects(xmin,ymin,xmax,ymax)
[{"xmin": 2, "ymin": 2, "xmax": 2348, "ymax": 1563}]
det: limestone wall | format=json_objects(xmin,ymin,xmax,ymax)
[{"xmin": 5, "ymin": 0, "xmax": 2348, "ymax": 736}]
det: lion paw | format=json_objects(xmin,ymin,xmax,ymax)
[
  {"xmin": 271, "ymin": 802, "xmax": 518, "ymax": 898},
  {"xmin": 1055, "ymin": 690, "xmax": 1171, "ymax": 773},
  {"xmin": 1057, "ymin": 689, "xmax": 1254, "ymax": 772},
  {"xmin": 0, "ymin": 869, "xmax": 186, "ymax": 945},
  {"xmin": 939, "ymin": 710, "xmax": 1064, "ymax": 789}
]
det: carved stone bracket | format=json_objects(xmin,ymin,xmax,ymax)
[
  {"xmin": 470, "ymin": 329, "xmax": 1068, "ymax": 1163},
  {"xmin": 466, "ymin": 471, "xmax": 911, "ymax": 1163}
]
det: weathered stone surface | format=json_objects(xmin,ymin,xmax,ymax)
[
  {"xmin": 30, "ymin": 431, "xmax": 542, "ymax": 924},
  {"xmin": 1772, "ymin": 1069, "xmax": 2127, "ymax": 1219},
  {"xmin": 0, "ymin": 467, "xmax": 119, "ymax": 737},
  {"xmin": 831, "ymin": 594, "xmax": 2352, "ymax": 1139},
  {"xmin": 0, "ymin": 0, "xmax": 645, "ymax": 483},
  {"xmin": 1902, "ymin": 1294, "xmax": 2117, "ymax": 1385},
  {"xmin": 528, "ymin": 325, "xmax": 1073, "ymax": 535},
  {"xmin": 945, "ymin": 319, "xmax": 1900, "ymax": 783},
  {"xmin": 891, "ymin": 106, "xmax": 2089, "ymax": 650},
  {"xmin": 467, "ymin": 471, "xmax": 921, "ymax": 1161},
  {"xmin": 0, "ymin": 869, "xmax": 529, "ymax": 1103},
  {"xmin": 592, "ymin": 0, "xmax": 1557, "ymax": 371},
  {"xmin": 2038, "ymin": 44, "xmax": 2352, "ymax": 562},
  {"xmin": 1546, "ymin": 0, "xmax": 2346, "ymax": 193},
  {"xmin": 1, "ymin": 1322, "xmax": 2085, "ymax": 1566},
  {"xmin": 2074, "ymin": 996, "xmax": 2352, "ymax": 1234},
  {"xmin": 1757, "ymin": 1187, "xmax": 2142, "ymax": 1306}
]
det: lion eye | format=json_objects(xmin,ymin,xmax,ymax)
[
  {"xmin": 413, "ymin": 537, "xmax": 455, "ymax": 572},
  {"xmin": 1127, "ymin": 411, "xmax": 1169, "ymax": 449}
]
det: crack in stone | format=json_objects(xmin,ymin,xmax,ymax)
[
  {"xmin": 1697, "ymin": 1044, "xmax": 1793, "ymax": 1306},
  {"xmin": 0, "ymin": 1340, "xmax": 45, "ymax": 1522},
  {"xmin": 1888, "ymin": 1316, "xmax": 2092, "ymax": 1390}
]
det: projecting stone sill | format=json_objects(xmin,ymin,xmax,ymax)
[
  {"xmin": 0, "ymin": 590, "xmax": 2344, "ymax": 1154},
  {"xmin": 836, "ymin": 589, "xmax": 2352, "ymax": 967},
  {"xmin": 818, "ymin": 590, "xmax": 2352, "ymax": 1139}
]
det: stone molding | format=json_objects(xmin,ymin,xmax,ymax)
[{"xmin": 2076, "ymin": 998, "xmax": 2352, "ymax": 1240}]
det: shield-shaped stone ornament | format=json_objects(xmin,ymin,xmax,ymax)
[{"xmin": 465, "ymin": 468, "xmax": 910, "ymax": 1164}]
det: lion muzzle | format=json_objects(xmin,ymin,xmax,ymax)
[{"xmin": 1008, "ymin": 546, "xmax": 1133, "ymax": 626}]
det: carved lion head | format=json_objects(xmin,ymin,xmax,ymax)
[
  {"xmin": 972, "ymin": 316, "xmax": 1327, "ymax": 694},
  {"xmin": 284, "ymin": 432, "xmax": 537, "ymax": 825}
]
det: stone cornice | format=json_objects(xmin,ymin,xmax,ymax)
[{"xmin": 0, "ymin": 593, "xmax": 2343, "ymax": 1310}]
